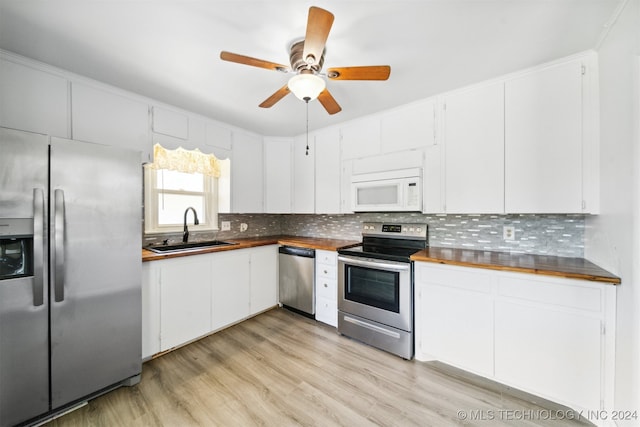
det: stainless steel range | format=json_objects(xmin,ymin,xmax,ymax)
[{"xmin": 337, "ymin": 222, "xmax": 427, "ymax": 359}]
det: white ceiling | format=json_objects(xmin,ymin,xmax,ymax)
[{"xmin": 0, "ymin": 0, "xmax": 622, "ymax": 136}]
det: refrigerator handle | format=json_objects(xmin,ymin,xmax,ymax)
[
  {"xmin": 32, "ymin": 188, "xmax": 45, "ymax": 306},
  {"xmin": 53, "ymin": 189, "xmax": 66, "ymax": 302}
]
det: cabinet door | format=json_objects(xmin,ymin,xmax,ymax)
[
  {"xmin": 206, "ymin": 121, "xmax": 232, "ymax": 151},
  {"xmin": 494, "ymin": 301, "xmax": 601, "ymax": 410},
  {"xmin": 71, "ymin": 82, "xmax": 149, "ymax": 162},
  {"xmin": 141, "ymin": 262, "xmax": 161, "ymax": 359},
  {"xmin": 249, "ymin": 245, "xmax": 278, "ymax": 315},
  {"xmin": 505, "ymin": 60, "xmax": 583, "ymax": 213},
  {"xmin": 212, "ymin": 250, "xmax": 251, "ymax": 330},
  {"xmin": 264, "ymin": 138, "xmax": 293, "ymax": 213},
  {"xmin": 159, "ymin": 256, "xmax": 212, "ymax": 351},
  {"xmin": 292, "ymin": 135, "xmax": 315, "ymax": 213},
  {"xmin": 423, "ymin": 143, "xmax": 443, "ymax": 213},
  {"xmin": 151, "ymin": 106, "xmax": 189, "ymax": 140},
  {"xmin": 443, "ymin": 82, "xmax": 504, "ymax": 213},
  {"xmin": 380, "ymin": 99, "xmax": 436, "ymax": 152},
  {"xmin": 414, "ymin": 263, "xmax": 494, "ymax": 376},
  {"xmin": 340, "ymin": 160, "xmax": 354, "ymax": 213},
  {"xmin": 340, "ymin": 116, "xmax": 381, "ymax": 160},
  {"xmin": 231, "ymin": 131, "xmax": 264, "ymax": 213},
  {"xmin": 0, "ymin": 58, "xmax": 69, "ymax": 138},
  {"xmin": 314, "ymin": 128, "xmax": 342, "ymax": 213}
]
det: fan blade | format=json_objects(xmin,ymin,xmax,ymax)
[
  {"xmin": 317, "ymin": 89, "xmax": 342, "ymax": 115},
  {"xmin": 303, "ymin": 7, "xmax": 334, "ymax": 67},
  {"xmin": 326, "ymin": 66, "xmax": 391, "ymax": 81},
  {"xmin": 220, "ymin": 51, "xmax": 289, "ymax": 72},
  {"xmin": 259, "ymin": 85, "xmax": 291, "ymax": 108}
]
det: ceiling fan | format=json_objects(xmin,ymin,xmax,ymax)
[{"xmin": 220, "ymin": 6, "xmax": 391, "ymax": 115}]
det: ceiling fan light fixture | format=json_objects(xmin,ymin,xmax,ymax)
[{"xmin": 288, "ymin": 73, "xmax": 326, "ymax": 101}]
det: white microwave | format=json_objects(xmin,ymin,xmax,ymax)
[{"xmin": 351, "ymin": 168, "xmax": 422, "ymax": 212}]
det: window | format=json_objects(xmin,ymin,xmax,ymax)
[{"xmin": 143, "ymin": 144, "xmax": 230, "ymax": 235}]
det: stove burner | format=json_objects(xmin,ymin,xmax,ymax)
[{"xmin": 338, "ymin": 222, "xmax": 428, "ymax": 263}]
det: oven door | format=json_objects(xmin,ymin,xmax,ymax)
[{"xmin": 337, "ymin": 255, "xmax": 412, "ymax": 332}]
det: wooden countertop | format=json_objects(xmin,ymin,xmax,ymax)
[
  {"xmin": 142, "ymin": 235, "xmax": 361, "ymax": 262},
  {"xmin": 411, "ymin": 247, "xmax": 620, "ymax": 284}
]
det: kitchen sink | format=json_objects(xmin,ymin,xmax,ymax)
[{"xmin": 146, "ymin": 240, "xmax": 237, "ymax": 253}]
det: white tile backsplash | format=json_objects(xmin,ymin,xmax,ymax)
[{"xmin": 145, "ymin": 212, "xmax": 585, "ymax": 257}]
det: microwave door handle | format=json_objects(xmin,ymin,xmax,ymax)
[
  {"xmin": 52, "ymin": 189, "xmax": 65, "ymax": 302},
  {"xmin": 32, "ymin": 188, "xmax": 45, "ymax": 307},
  {"xmin": 338, "ymin": 256, "xmax": 410, "ymax": 272}
]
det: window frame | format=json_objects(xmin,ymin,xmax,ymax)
[{"xmin": 143, "ymin": 166, "xmax": 219, "ymax": 235}]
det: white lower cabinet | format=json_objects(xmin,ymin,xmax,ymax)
[
  {"xmin": 249, "ymin": 245, "xmax": 279, "ymax": 315},
  {"xmin": 315, "ymin": 250, "xmax": 338, "ymax": 327},
  {"xmin": 141, "ymin": 262, "xmax": 160, "ymax": 360},
  {"xmin": 415, "ymin": 262, "xmax": 616, "ymax": 416},
  {"xmin": 141, "ymin": 245, "xmax": 278, "ymax": 359},
  {"xmin": 494, "ymin": 299, "xmax": 602, "ymax": 411},
  {"xmin": 415, "ymin": 265, "xmax": 494, "ymax": 376},
  {"xmin": 159, "ymin": 256, "xmax": 212, "ymax": 352},
  {"xmin": 211, "ymin": 250, "xmax": 251, "ymax": 330}
]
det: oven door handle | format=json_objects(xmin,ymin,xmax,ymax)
[{"xmin": 338, "ymin": 255, "xmax": 410, "ymax": 272}]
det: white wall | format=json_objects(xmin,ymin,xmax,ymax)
[{"xmin": 585, "ymin": 0, "xmax": 640, "ymax": 421}]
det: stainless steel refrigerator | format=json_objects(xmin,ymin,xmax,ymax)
[{"xmin": 0, "ymin": 127, "xmax": 142, "ymax": 426}]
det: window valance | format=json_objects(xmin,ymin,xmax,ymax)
[{"xmin": 145, "ymin": 143, "xmax": 221, "ymax": 178}]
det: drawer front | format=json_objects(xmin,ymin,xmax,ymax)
[
  {"xmin": 316, "ymin": 264, "xmax": 337, "ymax": 280},
  {"xmin": 316, "ymin": 277, "xmax": 337, "ymax": 300},
  {"xmin": 415, "ymin": 262, "xmax": 493, "ymax": 294},
  {"xmin": 497, "ymin": 274, "xmax": 602, "ymax": 312},
  {"xmin": 316, "ymin": 296, "xmax": 337, "ymax": 327},
  {"xmin": 316, "ymin": 250, "xmax": 338, "ymax": 266}
]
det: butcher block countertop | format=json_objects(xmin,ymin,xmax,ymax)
[
  {"xmin": 411, "ymin": 247, "xmax": 620, "ymax": 285},
  {"xmin": 142, "ymin": 235, "xmax": 360, "ymax": 262}
]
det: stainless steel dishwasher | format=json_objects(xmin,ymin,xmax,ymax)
[{"xmin": 278, "ymin": 246, "xmax": 315, "ymax": 317}]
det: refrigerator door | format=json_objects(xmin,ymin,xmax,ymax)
[
  {"xmin": 0, "ymin": 128, "xmax": 49, "ymax": 426},
  {"xmin": 49, "ymin": 137, "xmax": 142, "ymax": 409}
]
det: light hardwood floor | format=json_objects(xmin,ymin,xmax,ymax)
[{"xmin": 45, "ymin": 308, "xmax": 593, "ymax": 426}]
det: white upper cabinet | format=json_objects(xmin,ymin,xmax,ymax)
[
  {"xmin": 206, "ymin": 121, "xmax": 233, "ymax": 151},
  {"xmin": 340, "ymin": 160, "xmax": 354, "ymax": 213},
  {"xmin": 71, "ymin": 82, "xmax": 149, "ymax": 161},
  {"xmin": 152, "ymin": 106, "xmax": 189, "ymax": 140},
  {"xmin": 314, "ymin": 128, "xmax": 342, "ymax": 214},
  {"xmin": 150, "ymin": 108, "xmax": 233, "ymax": 157},
  {"xmin": 231, "ymin": 131, "xmax": 264, "ymax": 213},
  {"xmin": 292, "ymin": 135, "xmax": 315, "ymax": 213},
  {"xmin": 0, "ymin": 57, "xmax": 69, "ymax": 138},
  {"xmin": 423, "ymin": 142, "xmax": 443, "ymax": 213},
  {"xmin": 264, "ymin": 137, "xmax": 293, "ymax": 213},
  {"xmin": 442, "ymin": 82, "xmax": 505, "ymax": 213},
  {"xmin": 504, "ymin": 58, "xmax": 586, "ymax": 213},
  {"xmin": 340, "ymin": 116, "xmax": 381, "ymax": 160},
  {"xmin": 380, "ymin": 99, "xmax": 436, "ymax": 152}
]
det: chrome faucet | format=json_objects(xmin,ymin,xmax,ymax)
[{"xmin": 183, "ymin": 207, "xmax": 199, "ymax": 243}]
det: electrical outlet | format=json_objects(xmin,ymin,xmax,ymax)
[
  {"xmin": 503, "ymin": 226, "xmax": 515, "ymax": 241},
  {"xmin": 221, "ymin": 221, "xmax": 231, "ymax": 231},
  {"xmin": 240, "ymin": 223, "xmax": 248, "ymax": 232}
]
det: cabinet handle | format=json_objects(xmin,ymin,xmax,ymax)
[
  {"xmin": 324, "ymin": 283, "xmax": 328, "ymax": 288},
  {"xmin": 324, "ymin": 270, "xmax": 328, "ymax": 274}
]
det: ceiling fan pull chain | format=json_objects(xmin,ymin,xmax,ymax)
[{"xmin": 305, "ymin": 97, "xmax": 310, "ymax": 156}]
